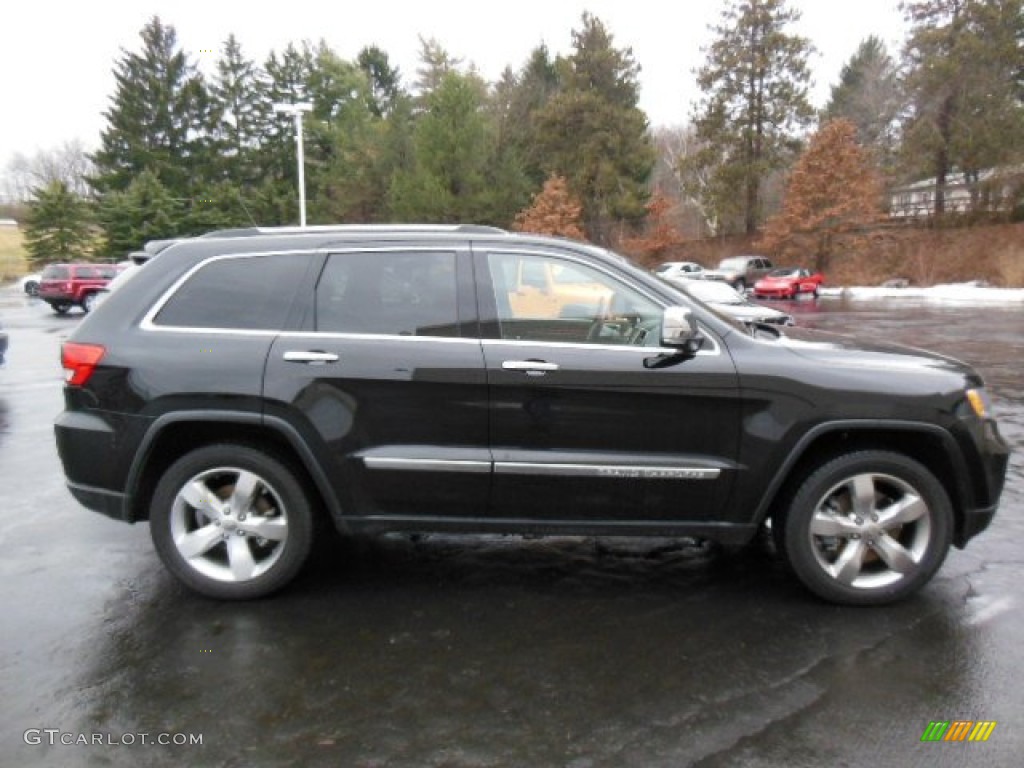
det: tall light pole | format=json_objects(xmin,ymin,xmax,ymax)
[{"xmin": 273, "ymin": 101, "xmax": 313, "ymax": 227}]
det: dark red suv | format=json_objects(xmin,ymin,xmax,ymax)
[{"xmin": 38, "ymin": 263, "xmax": 118, "ymax": 314}]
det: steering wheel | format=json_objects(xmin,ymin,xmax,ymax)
[{"xmin": 585, "ymin": 296, "xmax": 610, "ymax": 342}]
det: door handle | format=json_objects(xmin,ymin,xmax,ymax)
[
  {"xmin": 283, "ymin": 350, "xmax": 339, "ymax": 364},
  {"xmin": 502, "ymin": 360, "xmax": 559, "ymax": 376}
]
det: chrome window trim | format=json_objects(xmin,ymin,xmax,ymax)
[
  {"xmin": 481, "ymin": 246, "xmax": 721, "ymax": 356},
  {"xmin": 482, "ymin": 337, "xmax": 720, "ymax": 356},
  {"xmin": 279, "ymin": 331, "xmax": 480, "ymax": 345},
  {"xmin": 141, "ymin": 249, "xmax": 325, "ymax": 333},
  {"xmin": 139, "ymin": 244, "xmax": 719, "ymax": 357},
  {"xmin": 142, "ymin": 246, "xmax": 464, "ymax": 335}
]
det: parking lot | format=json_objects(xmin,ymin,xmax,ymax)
[{"xmin": 1, "ymin": 284, "xmax": 1022, "ymax": 767}]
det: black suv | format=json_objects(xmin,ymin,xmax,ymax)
[{"xmin": 55, "ymin": 225, "xmax": 1009, "ymax": 604}]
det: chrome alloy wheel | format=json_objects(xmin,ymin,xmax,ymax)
[
  {"xmin": 169, "ymin": 467, "xmax": 290, "ymax": 583},
  {"xmin": 807, "ymin": 472, "xmax": 932, "ymax": 590}
]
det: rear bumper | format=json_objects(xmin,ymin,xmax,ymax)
[
  {"xmin": 55, "ymin": 409, "xmax": 130, "ymax": 519},
  {"xmin": 66, "ymin": 481, "xmax": 131, "ymax": 522}
]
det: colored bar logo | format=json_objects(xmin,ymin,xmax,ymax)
[{"xmin": 921, "ymin": 721, "xmax": 997, "ymax": 742}]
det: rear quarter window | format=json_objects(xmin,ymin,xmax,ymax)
[
  {"xmin": 153, "ymin": 253, "xmax": 312, "ymax": 331},
  {"xmin": 42, "ymin": 266, "xmax": 69, "ymax": 280}
]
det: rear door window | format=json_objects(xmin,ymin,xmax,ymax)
[{"xmin": 315, "ymin": 251, "xmax": 459, "ymax": 337}]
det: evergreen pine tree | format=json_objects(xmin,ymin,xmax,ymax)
[
  {"xmin": 23, "ymin": 182, "xmax": 95, "ymax": 266},
  {"xmin": 685, "ymin": 0, "xmax": 814, "ymax": 234},
  {"xmin": 534, "ymin": 13, "xmax": 654, "ymax": 243},
  {"xmin": 91, "ymin": 16, "xmax": 212, "ymax": 199}
]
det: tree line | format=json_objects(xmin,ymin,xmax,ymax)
[{"xmin": 18, "ymin": 0, "xmax": 1024, "ymax": 268}]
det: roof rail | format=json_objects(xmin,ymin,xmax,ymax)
[
  {"xmin": 141, "ymin": 238, "xmax": 184, "ymax": 255},
  {"xmin": 200, "ymin": 224, "xmax": 508, "ymax": 238}
]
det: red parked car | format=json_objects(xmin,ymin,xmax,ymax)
[
  {"xmin": 38, "ymin": 263, "xmax": 119, "ymax": 315},
  {"xmin": 753, "ymin": 267, "xmax": 824, "ymax": 299}
]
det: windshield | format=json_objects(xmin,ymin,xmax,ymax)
[{"xmin": 767, "ymin": 268, "xmax": 799, "ymax": 277}]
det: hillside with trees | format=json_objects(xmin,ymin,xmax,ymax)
[{"xmin": 4, "ymin": 0, "xmax": 1022, "ymax": 284}]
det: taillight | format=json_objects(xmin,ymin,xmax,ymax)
[{"xmin": 62, "ymin": 342, "xmax": 106, "ymax": 386}]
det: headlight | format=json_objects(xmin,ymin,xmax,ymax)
[{"xmin": 966, "ymin": 388, "xmax": 991, "ymax": 418}]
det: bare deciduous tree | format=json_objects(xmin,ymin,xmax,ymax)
[{"xmin": 3, "ymin": 140, "xmax": 94, "ymax": 201}]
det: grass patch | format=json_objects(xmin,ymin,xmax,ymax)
[{"xmin": 0, "ymin": 227, "xmax": 29, "ymax": 282}]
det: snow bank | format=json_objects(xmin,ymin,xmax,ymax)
[{"xmin": 820, "ymin": 283, "xmax": 1024, "ymax": 304}]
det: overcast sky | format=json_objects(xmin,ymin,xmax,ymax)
[{"xmin": 0, "ymin": 0, "xmax": 908, "ymax": 173}]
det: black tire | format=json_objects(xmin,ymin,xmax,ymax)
[
  {"xmin": 734, "ymin": 278, "xmax": 747, "ymax": 293},
  {"xmin": 778, "ymin": 451, "xmax": 953, "ymax": 605},
  {"xmin": 52, "ymin": 301, "xmax": 71, "ymax": 315},
  {"xmin": 24, "ymin": 281, "xmax": 39, "ymax": 296},
  {"xmin": 81, "ymin": 292, "xmax": 97, "ymax": 313},
  {"xmin": 149, "ymin": 444, "xmax": 314, "ymax": 599}
]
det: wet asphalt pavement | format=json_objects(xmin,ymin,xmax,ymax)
[{"xmin": 0, "ymin": 285, "xmax": 1021, "ymax": 767}]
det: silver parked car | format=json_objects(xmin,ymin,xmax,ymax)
[
  {"xmin": 703, "ymin": 255, "xmax": 774, "ymax": 292},
  {"xmin": 663, "ymin": 276, "xmax": 794, "ymax": 326}
]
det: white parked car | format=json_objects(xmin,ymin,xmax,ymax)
[
  {"xmin": 654, "ymin": 261, "xmax": 705, "ymax": 281},
  {"xmin": 19, "ymin": 273, "xmax": 42, "ymax": 296},
  {"xmin": 664, "ymin": 276, "xmax": 794, "ymax": 326}
]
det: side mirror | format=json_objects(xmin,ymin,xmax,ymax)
[{"xmin": 661, "ymin": 306, "xmax": 704, "ymax": 356}]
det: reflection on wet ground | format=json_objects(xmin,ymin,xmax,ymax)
[{"xmin": 1, "ymin": 289, "xmax": 1022, "ymax": 766}]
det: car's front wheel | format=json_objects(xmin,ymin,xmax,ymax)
[
  {"xmin": 81, "ymin": 292, "xmax": 97, "ymax": 313},
  {"xmin": 149, "ymin": 444, "xmax": 314, "ymax": 599},
  {"xmin": 777, "ymin": 451, "xmax": 953, "ymax": 605}
]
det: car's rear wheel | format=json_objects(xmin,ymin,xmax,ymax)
[
  {"xmin": 52, "ymin": 301, "xmax": 72, "ymax": 315},
  {"xmin": 778, "ymin": 451, "xmax": 952, "ymax": 605},
  {"xmin": 150, "ymin": 444, "xmax": 314, "ymax": 599},
  {"xmin": 734, "ymin": 278, "xmax": 747, "ymax": 293}
]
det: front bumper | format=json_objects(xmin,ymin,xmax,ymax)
[
  {"xmin": 955, "ymin": 503, "xmax": 998, "ymax": 548},
  {"xmin": 754, "ymin": 287, "xmax": 793, "ymax": 298},
  {"xmin": 953, "ymin": 418, "xmax": 1011, "ymax": 547}
]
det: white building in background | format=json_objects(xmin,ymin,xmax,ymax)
[{"xmin": 889, "ymin": 166, "xmax": 1023, "ymax": 218}]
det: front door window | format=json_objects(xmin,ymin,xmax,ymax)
[{"xmin": 486, "ymin": 252, "xmax": 663, "ymax": 346}]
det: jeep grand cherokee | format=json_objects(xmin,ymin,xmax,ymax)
[{"xmin": 54, "ymin": 225, "xmax": 1009, "ymax": 603}]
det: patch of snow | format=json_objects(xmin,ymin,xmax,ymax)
[{"xmin": 820, "ymin": 283, "xmax": 1024, "ymax": 304}]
